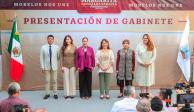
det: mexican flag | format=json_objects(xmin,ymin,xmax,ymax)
[{"xmin": 8, "ymin": 19, "xmax": 23, "ymax": 82}]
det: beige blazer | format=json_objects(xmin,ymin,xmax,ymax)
[{"xmin": 40, "ymin": 44, "xmax": 60, "ymax": 70}]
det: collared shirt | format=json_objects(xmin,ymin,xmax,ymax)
[
  {"xmin": 111, "ymin": 97, "xmax": 138, "ymax": 112},
  {"xmin": 0, "ymin": 96, "xmax": 30, "ymax": 112}
]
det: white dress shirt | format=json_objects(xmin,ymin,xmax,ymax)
[{"xmin": 111, "ymin": 97, "xmax": 138, "ymax": 112}]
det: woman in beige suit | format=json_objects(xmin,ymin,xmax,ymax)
[
  {"xmin": 60, "ymin": 35, "xmax": 76, "ymax": 99},
  {"xmin": 135, "ymin": 34, "xmax": 156, "ymax": 93},
  {"xmin": 96, "ymin": 39, "xmax": 114, "ymax": 99}
]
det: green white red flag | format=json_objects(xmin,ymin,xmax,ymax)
[{"xmin": 7, "ymin": 19, "xmax": 23, "ymax": 82}]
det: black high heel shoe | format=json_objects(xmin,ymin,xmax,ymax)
[
  {"xmin": 64, "ymin": 96, "xmax": 69, "ymax": 99},
  {"xmin": 117, "ymin": 94, "xmax": 123, "ymax": 98}
]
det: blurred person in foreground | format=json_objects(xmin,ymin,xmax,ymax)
[
  {"xmin": 0, "ymin": 82, "xmax": 31, "ymax": 112},
  {"xmin": 136, "ymin": 98, "xmax": 151, "ymax": 112},
  {"xmin": 158, "ymin": 89, "xmax": 177, "ymax": 112},
  {"xmin": 111, "ymin": 86, "xmax": 138, "ymax": 112},
  {"xmin": 151, "ymin": 96, "xmax": 163, "ymax": 112}
]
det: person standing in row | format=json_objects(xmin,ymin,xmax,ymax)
[
  {"xmin": 135, "ymin": 34, "xmax": 156, "ymax": 93},
  {"xmin": 96, "ymin": 39, "xmax": 114, "ymax": 99},
  {"xmin": 116, "ymin": 39, "xmax": 135, "ymax": 98},
  {"xmin": 60, "ymin": 35, "xmax": 77, "ymax": 99},
  {"xmin": 40, "ymin": 35, "xmax": 60, "ymax": 100},
  {"xmin": 76, "ymin": 37, "xmax": 95, "ymax": 100}
]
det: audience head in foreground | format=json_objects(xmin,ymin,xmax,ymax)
[
  {"xmin": 0, "ymin": 82, "xmax": 31, "ymax": 112},
  {"xmin": 136, "ymin": 98, "xmax": 151, "ymax": 112},
  {"xmin": 111, "ymin": 86, "xmax": 138, "ymax": 112},
  {"xmin": 151, "ymin": 96, "xmax": 163, "ymax": 112}
]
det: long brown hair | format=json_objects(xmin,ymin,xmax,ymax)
[
  {"xmin": 143, "ymin": 34, "xmax": 154, "ymax": 51},
  {"xmin": 99, "ymin": 38, "xmax": 110, "ymax": 50},
  {"xmin": 61, "ymin": 35, "xmax": 73, "ymax": 56}
]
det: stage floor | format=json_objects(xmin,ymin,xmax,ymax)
[{"xmin": 0, "ymin": 89, "xmax": 177, "ymax": 112}]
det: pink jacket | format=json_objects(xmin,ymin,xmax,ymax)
[{"xmin": 76, "ymin": 46, "xmax": 95, "ymax": 72}]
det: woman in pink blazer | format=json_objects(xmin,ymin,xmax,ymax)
[{"xmin": 76, "ymin": 37, "xmax": 95, "ymax": 99}]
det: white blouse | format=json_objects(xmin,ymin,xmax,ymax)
[{"xmin": 96, "ymin": 50, "xmax": 114, "ymax": 73}]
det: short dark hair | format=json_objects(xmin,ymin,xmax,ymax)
[
  {"xmin": 151, "ymin": 96, "xmax": 163, "ymax": 111},
  {"xmin": 82, "ymin": 37, "xmax": 88, "ymax": 41},
  {"xmin": 47, "ymin": 35, "xmax": 54, "ymax": 39},
  {"xmin": 122, "ymin": 39, "xmax": 130, "ymax": 45},
  {"xmin": 98, "ymin": 38, "xmax": 110, "ymax": 50}
]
